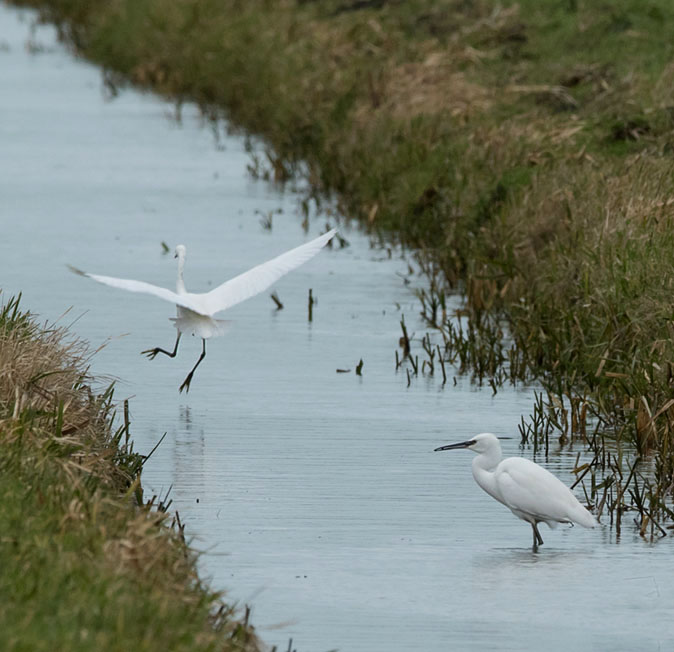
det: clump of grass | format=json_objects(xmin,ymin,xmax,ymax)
[{"xmin": 0, "ymin": 294, "xmax": 260, "ymax": 651}]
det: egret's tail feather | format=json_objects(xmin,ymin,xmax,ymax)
[
  {"xmin": 170, "ymin": 317, "xmax": 231, "ymax": 338},
  {"xmin": 572, "ymin": 505, "xmax": 598, "ymax": 528}
]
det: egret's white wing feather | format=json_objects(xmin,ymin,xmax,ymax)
[
  {"xmin": 496, "ymin": 457, "xmax": 594, "ymax": 526},
  {"xmin": 197, "ymin": 229, "xmax": 336, "ymax": 315},
  {"xmin": 68, "ymin": 266, "xmax": 206, "ymax": 314}
]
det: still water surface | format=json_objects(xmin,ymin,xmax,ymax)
[{"xmin": 1, "ymin": 5, "xmax": 673, "ymax": 650}]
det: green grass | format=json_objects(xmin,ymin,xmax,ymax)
[
  {"xmin": 8, "ymin": 0, "xmax": 674, "ymax": 524},
  {"xmin": 0, "ymin": 295, "xmax": 259, "ymax": 651}
]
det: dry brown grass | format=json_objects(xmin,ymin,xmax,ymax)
[
  {"xmin": 373, "ymin": 56, "xmax": 491, "ymax": 122},
  {"xmin": 504, "ymin": 155, "xmax": 674, "ymax": 267},
  {"xmin": 0, "ymin": 310, "xmax": 131, "ymax": 491}
]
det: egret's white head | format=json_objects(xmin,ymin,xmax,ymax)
[
  {"xmin": 174, "ymin": 244, "xmax": 186, "ymax": 261},
  {"xmin": 434, "ymin": 432, "xmax": 504, "ymax": 454}
]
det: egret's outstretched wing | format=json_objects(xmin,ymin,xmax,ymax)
[
  {"xmin": 196, "ymin": 229, "xmax": 337, "ymax": 315},
  {"xmin": 68, "ymin": 266, "xmax": 206, "ymax": 314}
]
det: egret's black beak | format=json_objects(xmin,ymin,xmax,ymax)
[
  {"xmin": 434, "ymin": 440, "xmax": 475, "ymax": 452},
  {"xmin": 174, "ymin": 252, "xmax": 178, "ymax": 259}
]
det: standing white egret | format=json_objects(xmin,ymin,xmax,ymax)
[
  {"xmin": 435, "ymin": 433, "xmax": 597, "ymax": 546},
  {"xmin": 70, "ymin": 229, "xmax": 337, "ymax": 392}
]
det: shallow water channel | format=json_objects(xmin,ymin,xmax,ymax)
[{"xmin": 2, "ymin": 5, "xmax": 674, "ymax": 651}]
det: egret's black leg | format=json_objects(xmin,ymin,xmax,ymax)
[
  {"xmin": 142, "ymin": 332, "xmax": 181, "ymax": 360},
  {"xmin": 179, "ymin": 339, "xmax": 206, "ymax": 393},
  {"xmin": 532, "ymin": 522, "xmax": 544, "ymax": 547}
]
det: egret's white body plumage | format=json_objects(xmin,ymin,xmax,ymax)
[
  {"xmin": 169, "ymin": 243, "xmax": 230, "ymax": 339},
  {"xmin": 71, "ymin": 229, "xmax": 337, "ymax": 391},
  {"xmin": 435, "ymin": 433, "xmax": 597, "ymax": 546}
]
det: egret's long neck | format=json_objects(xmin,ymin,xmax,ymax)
[
  {"xmin": 176, "ymin": 254, "xmax": 186, "ymax": 294},
  {"xmin": 471, "ymin": 444, "xmax": 505, "ymax": 504}
]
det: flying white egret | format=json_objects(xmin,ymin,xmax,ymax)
[
  {"xmin": 435, "ymin": 433, "xmax": 597, "ymax": 546},
  {"xmin": 70, "ymin": 229, "xmax": 337, "ymax": 392}
]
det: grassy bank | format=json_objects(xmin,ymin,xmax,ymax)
[
  {"xmin": 9, "ymin": 0, "xmax": 674, "ymax": 529},
  {"xmin": 0, "ymin": 295, "xmax": 259, "ymax": 651}
]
